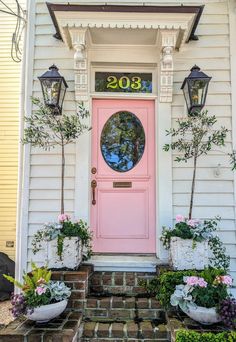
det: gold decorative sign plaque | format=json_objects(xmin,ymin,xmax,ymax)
[{"xmin": 95, "ymin": 72, "xmax": 152, "ymax": 93}]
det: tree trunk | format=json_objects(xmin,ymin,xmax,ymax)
[
  {"xmin": 61, "ymin": 143, "xmax": 65, "ymax": 214},
  {"xmin": 189, "ymin": 154, "xmax": 197, "ymax": 219}
]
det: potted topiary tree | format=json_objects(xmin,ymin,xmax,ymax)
[
  {"xmin": 23, "ymin": 99, "xmax": 92, "ymax": 268},
  {"xmin": 161, "ymin": 110, "xmax": 236, "ymax": 270}
]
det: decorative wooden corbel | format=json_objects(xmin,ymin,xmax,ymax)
[
  {"xmin": 160, "ymin": 30, "xmax": 177, "ymax": 103},
  {"xmin": 70, "ymin": 29, "xmax": 88, "ymax": 102}
]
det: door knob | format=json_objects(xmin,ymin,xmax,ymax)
[{"xmin": 91, "ymin": 180, "xmax": 97, "ymax": 205}]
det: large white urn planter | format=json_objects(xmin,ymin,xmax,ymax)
[
  {"xmin": 183, "ymin": 305, "xmax": 221, "ymax": 325},
  {"xmin": 26, "ymin": 299, "xmax": 68, "ymax": 323},
  {"xmin": 170, "ymin": 237, "xmax": 208, "ymax": 270},
  {"xmin": 47, "ymin": 237, "xmax": 82, "ymax": 269}
]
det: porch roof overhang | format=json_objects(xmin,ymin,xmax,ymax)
[{"xmin": 46, "ymin": 3, "xmax": 204, "ymax": 50}]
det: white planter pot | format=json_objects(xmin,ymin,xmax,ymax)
[
  {"xmin": 184, "ymin": 305, "xmax": 221, "ymax": 325},
  {"xmin": 26, "ymin": 299, "xmax": 68, "ymax": 323},
  {"xmin": 47, "ymin": 237, "xmax": 82, "ymax": 269},
  {"xmin": 170, "ymin": 237, "xmax": 208, "ymax": 270}
]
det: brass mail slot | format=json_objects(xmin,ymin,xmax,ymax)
[{"xmin": 113, "ymin": 181, "xmax": 132, "ymax": 188}]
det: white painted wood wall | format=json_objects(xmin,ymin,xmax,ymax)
[{"xmin": 23, "ymin": 0, "xmax": 236, "ymax": 281}]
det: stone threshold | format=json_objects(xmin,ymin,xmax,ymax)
[{"xmin": 85, "ymin": 254, "xmax": 168, "ymax": 272}]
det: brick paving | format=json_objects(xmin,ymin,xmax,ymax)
[
  {"xmin": 0, "ymin": 311, "xmax": 82, "ymax": 342},
  {"xmin": 79, "ymin": 271, "xmax": 169, "ymax": 341}
]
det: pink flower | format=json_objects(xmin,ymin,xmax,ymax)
[
  {"xmin": 215, "ymin": 275, "xmax": 233, "ymax": 286},
  {"xmin": 176, "ymin": 215, "xmax": 185, "ymax": 223},
  {"xmin": 185, "ymin": 276, "xmax": 199, "ymax": 286},
  {"xmin": 35, "ymin": 286, "xmax": 47, "ymax": 295},
  {"xmin": 185, "ymin": 276, "xmax": 208, "ymax": 287},
  {"xmin": 58, "ymin": 214, "xmax": 70, "ymax": 222},
  {"xmin": 187, "ymin": 219, "xmax": 199, "ymax": 227},
  {"xmin": 197, "ymin": 278, "xmax": 208, "ymax": 288}
]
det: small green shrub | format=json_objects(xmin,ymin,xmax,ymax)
[
  {"xmin": 176, "ymin": 330, "xmax": 236, "ymax": 342},
  {"xmin": 141, "ymin": 268, "xmax": 225, "ymax": 309}
]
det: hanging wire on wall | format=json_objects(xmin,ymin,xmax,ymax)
[{"xmin": 0, "ymin": 0, "xmax": 26, "ymax": 62}]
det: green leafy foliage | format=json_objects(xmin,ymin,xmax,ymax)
[
  {"xmin": 141, "ymin": 268, "xmax": 225, "ymax": 309},
  {"xmin": 4, "ymin": 262, "xmax": 51, "ymax": 292},
  {"xmin": 23, "ymin": 98, "xmax": 90, "ymax": 150},
  {"xmin": 163, "ymin": 110, "xmax": 236, "ymax": 218},
  {"xmin": 192, "ymin": 283, "xmax": 228, "ymax": 308},
  {"xmin": 23, "ymin": 98, "xmax": 91, "ymax": 214},
  {"xmin": 163, "ymin": 111, "xmax": 231, "ymax": 163},
  {"xmin": 176, "ymin": 330, "xmax": 236, "ymax": 342},
  {"xmin": 24, "ymin": 288, "xmax": 51, "ymax": 308}
]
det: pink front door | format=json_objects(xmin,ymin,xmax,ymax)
[{"xmin": 91, "ymin": 99, "xmax": 156, "ymax": 253}]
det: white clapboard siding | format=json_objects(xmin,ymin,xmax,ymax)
[
  {"xmin": 173, "ymin": 180, "xmax": 234, "ymax": 194},
  {"xmin": 30, "ymin": 189, "xmax": 74, "ymax": 200},
  {"xmin": 173, "ymin": 194, "xmax": 235, "ymax": 207},
  {"xmin": 26, "ymin": 0, "xmax": 236, "ymax": 278}
]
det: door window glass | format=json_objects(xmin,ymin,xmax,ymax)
[{"xmin": 100, "ymin": 111, "xmax": 145, "ymax": 172}]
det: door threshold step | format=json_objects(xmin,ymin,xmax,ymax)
[{"xmin": 84, "ymin": 255, "xmax": 168, "ymax": 272}]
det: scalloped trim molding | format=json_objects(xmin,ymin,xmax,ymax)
[{"xmin": 52, "ymin": 10, "xmax": 198, "ymax": 103}]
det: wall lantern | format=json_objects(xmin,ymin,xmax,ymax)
[
  {"xmin": 38, "ymin": 64, "xmax": 68, "ymax": 115},
  {"xmin": 181, "ymin": 65, "xmax": 211, "ymax": 115}
]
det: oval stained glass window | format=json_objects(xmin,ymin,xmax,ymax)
[{"xmin": 100, "ymin": 111, "xmax": 145, "ymax": 172}]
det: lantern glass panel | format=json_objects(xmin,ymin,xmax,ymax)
[
  {"xmin": 41, "ymin": 79, "xmax": 61, "ymax": 107},
  {"xmin": 183, "ymin": 82, "xmax": 191, "ymax": 112},
  {"xmin": 58, "ymin": 81, "xmax": 66, "ymax": 109},
  {"xmin": 189, "ymin": 79, "xmax": 207, "ymax": 107}
]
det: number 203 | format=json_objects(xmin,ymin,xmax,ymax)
[{"xmin": 107, "ymin": 76, "xmax": 142, "ymax": 90}]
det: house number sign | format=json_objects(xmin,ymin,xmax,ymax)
[{"xmin": 95, "ymin": 72, "xmax": 152, "ymax": 93}]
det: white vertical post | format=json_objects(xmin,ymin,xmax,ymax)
[{"xmin": 16, "ymin": 0, "xmax": 36, "ymax": 282}]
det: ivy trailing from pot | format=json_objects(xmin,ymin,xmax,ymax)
[
  {"xmin": 32, "ymin": 214, "xmax": 93, "ymax": 269},
  {"xmin": 161, "ymin": 215, "xmax": 230, "ymax": 270}
]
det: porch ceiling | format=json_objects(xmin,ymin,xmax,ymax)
[{"xmin": 46, "ymin": 3, "xmax": 204, "ymax": 50}]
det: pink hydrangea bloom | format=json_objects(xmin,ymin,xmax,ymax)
[
  {"xmin": 185, "ymin": 276, "xmax": 208, "ymax": 288},
  {"xmin": 58, "ymin": 214, "xmax": 70, "ymax": 222},
  {"xmin": 197, "ymin": 278, "xmax": 208, "ymax": 288},
  {"xmin": 185, "ymin": 276, "xmax": 199, "ymax": 286},
  {"xmin": 187, "ymin": 219, "xmax": 199, "ymax": 227},
  {"xmin": 35, "ymin": 286, "xmax": 47, "ymax": 295},
  {"xmin": 215, "ymin": 275, "xmax": 233, "ymax": 286},
  {"xmin": 176, "ymin": 215, "xmax": 185, "ymax": 223}
]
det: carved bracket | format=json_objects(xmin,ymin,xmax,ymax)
[
  {"xmin": 160, "ymin": 31, "xmax": 177, "ymax": 103},
  {"xmin": 70, "ymin": 29, "xmax": 88, "ymax": 102}
]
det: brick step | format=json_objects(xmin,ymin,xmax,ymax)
[
  {"xmin": 90, "ymin": 271, "xmax": 155, "ymax": 296},
  {"xmin": 79, "ymin": 320, "xmax": 170, "ymax": 341},
  {"xmin": 83, "ymin": 296, "xmax": 162, "ymax": 320}
]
